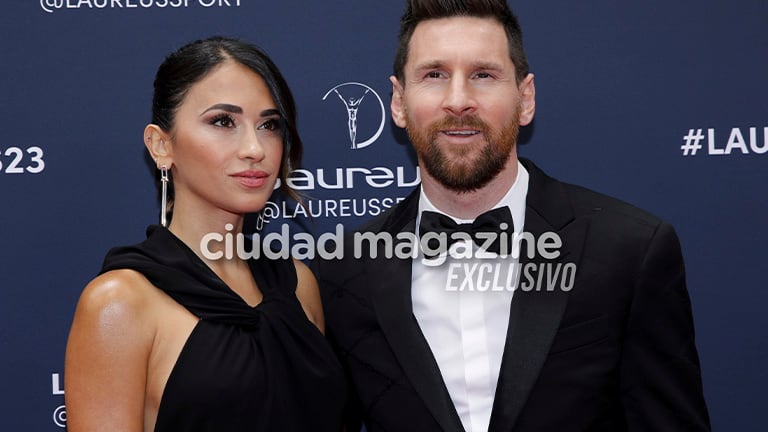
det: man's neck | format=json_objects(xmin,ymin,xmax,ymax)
[{"xmin": 420, "ymin": 154, "xmax": 519, "ymax": 220}]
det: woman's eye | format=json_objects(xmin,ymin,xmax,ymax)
[
  {"xmin": 258, "ymin": 119, "xmax": 280, "ymax": 131},
  {"xmin": 210, "ymin": 114, "xmax": 235, "ymax": 128}
]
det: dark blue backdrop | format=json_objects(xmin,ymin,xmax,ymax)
[{"xmin": 1, "ymin": 1, "xmax": 765, "ymax": 429}]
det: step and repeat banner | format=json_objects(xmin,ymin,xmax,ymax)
[{"xmin": 1, "ymin": 0, "xmax": 765, "ymax": 430}]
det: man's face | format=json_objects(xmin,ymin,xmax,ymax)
[{"xmin": 391, "ymin": 16, "xmax": 535, "ymax": 192}]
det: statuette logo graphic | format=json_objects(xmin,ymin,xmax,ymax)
[{"xmin": 323, "ymin": 82, "xmax": 385, "ymax": 150}]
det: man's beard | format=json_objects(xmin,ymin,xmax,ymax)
[{"xmin": 407, "ymin": 110, "xmax": 520, "ymax": 193}]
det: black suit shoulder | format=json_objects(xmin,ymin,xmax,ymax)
[
  {"xmin": 562, "ymin": 180, "xmax": 664, "ymax": 228},
  {"xmin": 522, "ymin": 158, "xmax": 674, "ymax": 262},
  {"xmin": 561, "ymin": 181, "xmax": 673, "ymax": 256}
]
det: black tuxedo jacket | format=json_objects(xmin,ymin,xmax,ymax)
[{"xmin": 315, "ymin": 159, "xmax": 710, "ymax": 431}]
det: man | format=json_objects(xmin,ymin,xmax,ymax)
[{"xmin": 315, "ymin": 1, "xmax": 710, "ymax": 431}]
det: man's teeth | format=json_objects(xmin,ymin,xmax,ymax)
[{"xmin": 445, "ymin": 130, "xmax": 477, "ymax": 136}]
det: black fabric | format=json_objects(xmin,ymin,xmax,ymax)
[
  {"xmin": 419, "ymin": 206, "xmax": 514, "ymax": 255},
  {"xmin": 316, "ymin": 159, "xmax": 710, "ymax": 432},
  {"xmin": 101, "ymin": 225, "xmax": 345, "ymax": 431}
]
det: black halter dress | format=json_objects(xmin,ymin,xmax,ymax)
[{"xmin": 100, "ymin": 226, "xmax": 345, "ymax": 431}]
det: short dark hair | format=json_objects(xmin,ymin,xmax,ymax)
[
  {"xmin": 393, "ymin": 0, "xmax": 529, "ymax": 83},
  {"xmin": 151, "ymin": 36, "xmax": 303, "ymax": 220}
]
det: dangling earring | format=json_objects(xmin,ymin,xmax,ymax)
[
  {"xmin": 160, "ymin": 165, "xmax": 169, "ymax": 227},
  {"xmin": 255, "ymin": 211, "xmax": 265, "ymax": 231}
]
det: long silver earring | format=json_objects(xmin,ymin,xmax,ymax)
[
  {"xmin": 256, "ymin": 211, "xmax": 265, "ymax": 231},
  {"xmin": 160, "ymin": 165, "xmax": 169, "ymax": 227}
]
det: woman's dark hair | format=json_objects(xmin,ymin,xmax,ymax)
[{"xmin": 151, "ymin": 36, "xmax": 302, "ymax": 221}]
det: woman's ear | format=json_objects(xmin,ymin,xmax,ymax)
[{"xmin": 144, "ymin": 124, "xmax": 173, "ymax": 168}]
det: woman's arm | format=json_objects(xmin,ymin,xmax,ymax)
[{"xmin": 64, "ymin": 270, "xmax": 156, "ymax": 432}]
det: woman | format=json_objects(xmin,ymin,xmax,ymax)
[{"xmin": 64, "ymin": 37, "xmax": 345, "ymax": 431}]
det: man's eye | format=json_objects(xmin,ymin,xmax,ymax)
[{"xmin": 426, "ymin": 71, "xmax": 443, "ymax": 79}]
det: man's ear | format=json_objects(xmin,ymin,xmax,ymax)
[
  {"xmin": 518, "ymin": 73, "xmax": 536, "ymax": 126},
  {"xmin": 390, "ymin": 75, "xmax": 407, "ymax": 129},
  {"xmin": 144, "ymin": 124, "xmax": 173, "ymax": 168}
]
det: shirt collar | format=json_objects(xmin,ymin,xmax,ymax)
[{"xmin": 417, "ymin": 160, "xmax": 529, "ymax": 234}]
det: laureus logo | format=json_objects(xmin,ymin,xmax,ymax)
[{"xmin": 323, "ymin": 82, "xmax": 385, "ymax": 150}]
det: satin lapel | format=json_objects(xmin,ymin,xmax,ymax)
[
  {"xmin": 489, "ymin": 159, "xmax": 590, "ymax": 431},
  {"xmin": 367, "ymin": 190, "xmax": 465, "ymax": 432}
]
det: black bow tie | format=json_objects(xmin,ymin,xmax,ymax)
[{"xmin": 418, "ymin": 207, "xmax": 514, "ymax": 256}]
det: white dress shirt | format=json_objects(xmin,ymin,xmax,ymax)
[{"xmin": 412, "ymin": 161, "xmax": 529, "ymax": 432}]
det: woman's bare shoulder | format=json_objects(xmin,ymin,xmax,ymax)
[
  {"xmin": 76, "ymin": 269, "xmax": 162, "ymax": 320},
  {"xmin": 65, "ymin": 270, "xmax": 162, "ymax": 430},
  {"xmin": 69, "ymin": 269, "xmax": 167, "ymax": 350}
]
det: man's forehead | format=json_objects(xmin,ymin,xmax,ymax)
[
  {"xmin": 410, "ymin": 15, "xmax": 504, "ymax": 37},
  {"xmin": 406, "ymin": 17, "xmax": 512, "ymax": 69}
]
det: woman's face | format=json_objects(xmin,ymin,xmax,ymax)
[{"xmin": 167, "ymin": 60, "xmax": 284, "ymax": 221}]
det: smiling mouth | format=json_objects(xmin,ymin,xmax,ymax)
[{"xmin": 442, "ymin": 130, "xmax": 480, "ymax": 137}]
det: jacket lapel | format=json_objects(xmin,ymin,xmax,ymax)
[
  {"xmin": 489, "ymin": 159, "xmax": 590, "ymax": 431},
  {"xmin": 367, "ymin": 189, "xmax": 465, "ymax": 431}
]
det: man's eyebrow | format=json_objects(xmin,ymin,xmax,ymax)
[
  {"xmin": 412, "ymin": 60, "xmax": 506, "ymax": 71},
  {"xmin": 413, "ymin": 60, "xmax": 445, "ymax": 71},
  {"xmin": 470, "ymin": 61, "xmax": 504, "ymax": 71}
]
